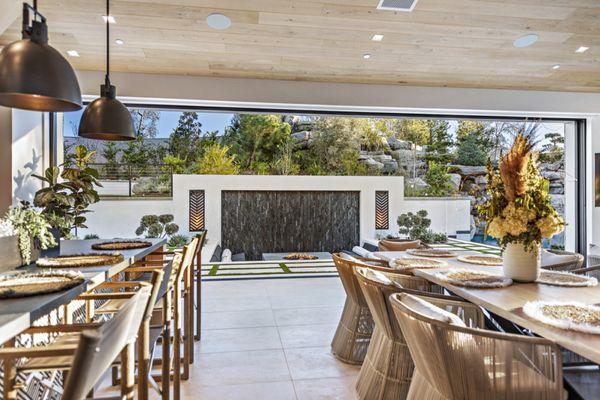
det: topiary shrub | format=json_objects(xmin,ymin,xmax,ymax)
[
  {"xmin": 136, "ymin": 214, "xmax": 179, "ymax": 239},
  {"xmin": 167, "ymin": 234, "xmax": 189, "ymax": 248},
  {"xmin": 397, "ymin": 210, "xmax": 447, "ymax": 244}
]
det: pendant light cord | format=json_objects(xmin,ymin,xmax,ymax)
[{"xmin": 105, "ymin": 0, "xmax": 111, "ymax": 87}]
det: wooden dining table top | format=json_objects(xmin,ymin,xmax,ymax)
[
  {"xmin": 0, "ymin": 238, "xmax": 166, "ymax": 346},
  {"xmin": 374, "ymin": 250, "xmax": 600, "ymax": 365}
]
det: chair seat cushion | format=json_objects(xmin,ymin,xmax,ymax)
[
  {"xmin": 398, "ymin": 293, "xmax": 466, "ymax": 326},
  {"xmin": 541, "ymin": 250, "xmax": 580, "ymax": 268}
]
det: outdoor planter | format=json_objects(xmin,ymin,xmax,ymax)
[{"xmin": 0, "ymin": 236, "xmax": 40, "ymax": 273}]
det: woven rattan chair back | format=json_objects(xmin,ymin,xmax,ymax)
[
  {"xmin": 63, "ymin": 286, "xmax": 151, "ymax": 400},
  {"xmin": 542, "ymin": 249, "xmax": 584, "ymax": 272},
  {"xmin": 333, "ymin": 253, "xmax": 370, "ymax": 306},
  {"xmin": 389, "ymin": 292, "xmax": 563, "ymax": 400}
]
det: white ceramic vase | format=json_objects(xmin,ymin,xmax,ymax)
[{"xmin": 502, "ymin": 242, "xmax": 541, "ymax": 282}]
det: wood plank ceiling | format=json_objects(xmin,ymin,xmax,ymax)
[{"xmin": 0, "ymin": 0, "xmax": 599, "ymax": 91}]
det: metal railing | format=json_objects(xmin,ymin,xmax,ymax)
[{"xmin": 89, "ymin": 163, "xmax": 173, "ymax": 198}]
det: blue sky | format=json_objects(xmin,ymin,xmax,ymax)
[{"xmin": 63, "ymin": 109, "xmax": 234, "ymax": 137}]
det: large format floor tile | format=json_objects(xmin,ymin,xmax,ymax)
[
  {"xmin": 203, "ymin": 308, "xmax": 276, "ymax": 330},
  {"xmin": 284, "ymin": 346, "xmax": 360, "ymax": 380},
  {"xmin": 278, "ymin": 323, "xmax": 339, "ymax": 349},
  {"xmin": 184, "ymin": 381, "xmax": 297, "ymax": 400},
  {"xmin": 293, "ymin": 376, "xmax": 359, "ymax": 400},
  {"xmin": 198, "ymin": 326, "xmax": 282, "ymax": 353},
  {"xmin": 274, "ymin": 306, "xmax": 342, "ymax": 327}
]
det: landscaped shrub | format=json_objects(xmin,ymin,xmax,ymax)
[
  {"xmin": 135, "ymin": 214, "xmax": 179, "ymax": 239},
  {"xmin": 424, "ymin": 162, "xmax": 454, "ymax": 197},
  {"xmin": 84, "ymin": 234, "xmax": 100, "ymax": 239},
  {"xmin": 167, "ymin": 234, "xmax": 189, "ymax": 248},
  {"xmin": 397, "ymin": 210, "xmax": 447, "ymax": 244}
]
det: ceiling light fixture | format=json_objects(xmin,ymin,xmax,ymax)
[
  {"xmin": 0, "ymin": 1, "xmax": 81, "ymax": 111},
  {"xmin": 513, "ymin": 34, "xmax": 538, "ymax": 48},
  {"xmin": 552, "ymin": 64, "xmax": 561, "ymax": 70},
  {"xmin": 103, "ymin": 15, "xmax": 116, "ymax": 23},
  {"xmin": 79, "ymin": 0, "xmax": 134, "ymax": 141},
  {"xmin": 67, "ymin": 50, "xmax": 80, "ymax": 57},
  {"xmin": 363, "ymin": 53, "xmax": 372, "ymax": 59},
  {"xmin": 372, "ymin": 34, "xmax": 384, "ymax": 42},
  {"xmin": 115, "ymin": 39, "xmax": 124, "ymax": 45},
  {"xmin": 575, "ymin": 46, "xmax": 589, "ymax": 53},
  {"xmin": 206, "ymin": 13, "xmax": 231, "ymax": 30}
]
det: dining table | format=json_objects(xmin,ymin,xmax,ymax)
[
  {"xmin": 0, "ymin": 238, "xmax": 166, "ymax": 346},
  {"xmin": 374, "ymin": 250, "xmax": 600, "ymax": 365}
]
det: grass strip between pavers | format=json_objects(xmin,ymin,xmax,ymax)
[
  {"xmin": 279, "ymin": 263, "xmax": 292, "ymax": 273},
  {"xmin": 208, "ymin": 264, "xmax": 220, "ymax": 276}
]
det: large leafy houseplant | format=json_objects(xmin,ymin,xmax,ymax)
[
  {"xmin": 1, "ymin": 202, "xmax": 56, "ymax": 264},
  {"xmin": 33, "ymin": 145, "xmax": 102, "ymax": 238}
]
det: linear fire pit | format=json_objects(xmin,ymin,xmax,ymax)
[{"xmin": 262, "ymin": 252, "xmax": 332, "ymax": 261}]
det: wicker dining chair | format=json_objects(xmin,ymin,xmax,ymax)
[
  {"xmin": 0, "ymin": 285, "xmax": 152, "ymax": 400},
  {"xmin": 331, "ymin": 253, "xmax": 376, "ymax": 365},
  {"xmin": 390, "ymin": 292, "xmax": 564, "ymax": 400},
  {"xmin": 378, "ymin": 239, "xmax": 423, "ymax": 252},
  {"xmin": 541, "ymin": 249, "xmax": 584, "ymax": 272},
  {"xmin": 354, "ymin": 267, "xmax": 485, "ymax": 400}
]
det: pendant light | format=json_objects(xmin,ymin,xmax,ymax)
[
  {"xmin": 0, "ymin": 1, "xmax": 82, "ymax": 111},
  {"xmin": 78, "ymin": 0, "xmax": 134, "ymax": 141}
]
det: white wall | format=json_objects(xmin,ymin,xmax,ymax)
[
  {"xmin": 403, "ymin": 197, "xmax": 472, "ymax": 237},
  {"xmin": 173, "ymin": 174, "xmax": 404, "ymax": 245},
  {"xmin": 80, "ymin": 199, "xmax": 174, "ymax": 239},
  {"xmin": 11, "ymin": 110, "xmax": 48, "ymax": 205}
]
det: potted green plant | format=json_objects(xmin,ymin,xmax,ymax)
[
  {"xmin": 0, "ymin": 202, "xmax": 56, "ymax": 270},
  {"xmin": 33, "ymin": 145, "xmax": 102, "ymax": 240}
]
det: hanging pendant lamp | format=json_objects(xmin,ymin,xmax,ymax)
[
  {"xmin": 78, "ymin": 0, "xmax": 134, "ymax": 141},
  {"xmin": 0, "ymin": 1, "xmax": 82, "ymax": 111}
]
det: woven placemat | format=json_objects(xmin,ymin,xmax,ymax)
[
  {"xmin": 523, "ymin": 301, "xmax": 600, "ymax": 334},
  {"xmin": 91, "ymin": 240, "xmax": 152, "ymax": 251},
  {"xmin": 37, "ymin": 253, "xmax": 124, "ymax": 268},
  {"xmin": 434, "ymin": 268, "xmax": 513, "ymax": 288},
  {"xmin": 0, "ymin": 270, "xmax": 84, "ymax": 299},
  {"xmin": 406, "ymin": 248, "xmax": 457, "ymax": 258},
  {"xmin": 537, "ymin": 270, "xmax": 598, "ymax": 287},
  {"xmin": 457, "ymin": 255, "xmax": 503, "ymax": 266},
  {"xmin": 390, "ymin": 257, "xmax": 447, "ymax": 272}
]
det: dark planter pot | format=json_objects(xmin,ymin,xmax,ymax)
[{"xmin": 0, "ymin": 235, "xmax": 40, "ymax": 273}]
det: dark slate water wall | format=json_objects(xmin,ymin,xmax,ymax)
[{"xmin": 221, "ymin": 190, "xmax": 360, "ymax": 260}]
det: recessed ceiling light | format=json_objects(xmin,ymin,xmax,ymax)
[
  {"xmin": 372, "ymin": 34, "xmax": 384, "ymax": 42},
  {"xmin": 102, "ymin": 15, "xmax": 116, "ymax": 24},
  {"xmin": 363, "ymin": 53, "xmax": 372, "ymax": 59},
  {"xmin": 206, "ymin": 13, "xmax": 231, "ymax": 30},
  {"xmin": 575, "ymin": 46, "xmax": 589, "ymax": 53},
  {"xmin": 115, "ymin": 39, "xmax": 124, "ymax": 45},
  {"xmin": 552, "ymin": 64, "xmax": 561, "ymax": 70},
  {"xmin": 67, "ymin": 50, "xmax": 80, "ymax": 57},
  {"xmin": 513, "ymin": 34, "xmax": 538, "ymax": 48}
]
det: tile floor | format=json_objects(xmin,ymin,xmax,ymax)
[{"xmin": 188, "ymin": 277, "xmax": 359, "ymax": 400}]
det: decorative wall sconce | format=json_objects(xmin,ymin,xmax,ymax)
[
  {"xmin": 375, "ymin": 191, "xmax": 389, "ymax": 230},
  {"xmin": 189, "ymin": 190, "xmax": 205, "ymax": 231}
]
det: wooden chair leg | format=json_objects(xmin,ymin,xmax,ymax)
[
  {"xmin": 183, "ymin": 291, "xmax": 191, "ymax": 380},
  {"xmin": 2, "ymin": 341, "xmax": 17, "ymax": 400},
  {"xmin": 137, "ymin": 321, "xmax": 150, "ymax": 400},
  {"xmin": 162, "ymin": 298, "xmax": 171, "ymax": 400},
  {"xmin": 173, "ymin": 324, "xmax": 181, "ymax": 400},
  {"xmin": 188, "ymin": 262, "xmax": 195, "ymax": 365},
  {"xmin": 121, "ymin": 343, "xmax": 135, "ymax": 400},
  {"xmin": 195, "ymin": 250, "xmax": 201, "ymax": 342}
]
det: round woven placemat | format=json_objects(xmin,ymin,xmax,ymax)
[
  {"xmin": 390, "ymin": 257, "xmax": 447, "ymax": 271},
  {"xmin": 37, "ymin": 253, "xmax": 124, "ymax": 268},
  {"xmin": 0, "ymin": 270, "xmax": 84, "ymax": 299},
  {"xmin": 523, "ymin": 301, "xmax": 600, "ymax": 334},
  {"xmin": 536, "ymin": 270, "xmax": 598, "ymax": 287},
  {"xmin": 91, "ymin": 240, "xmax": 152, "ymax": 251},
  {"xmin": 434, "ymin": 268, "xmax": 512, "ymax": 288},
  {"xmin": 457, "ymin": 255, "xmax": 503, "ymax": 266},
  {"xmin": 406, "ymin": 248, "xmax": 457, "ymax": 258}
]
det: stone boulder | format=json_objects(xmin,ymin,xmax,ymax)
[
  {"xmin": 387, "ymin": 137, "xmax": 413, "ymax": 150},
  {"xmin": 405, "ymin": 178, "xmax": 429, "ymax": 192},
  {"xmin": 448, "ymin": 173, "xmax": 462, "ymax": 191},
  {"xmin": 381, "ymin": 160, "xmax": 399, "ymax": 174},
  {"xmin": 550, "ymin": 194, "xmax": 564, "ymax": 215},
  {"xmin": 363, "ymin": 158, "xmax": 384, "ymax": 171},
  {"xmin": 451, "ymin": 165, "xmax": 487, "ymax": 177}
]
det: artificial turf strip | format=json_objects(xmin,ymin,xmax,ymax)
[
  {"xmin": 208, "ymin": 265, "xmax": 220, "ymax": 276},
  {"xmin": 279, "ymin": 263, "xmax": 292, "ymax": 273}
]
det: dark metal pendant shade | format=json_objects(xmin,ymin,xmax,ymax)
[
  {"xmin": 78, "ymin": 84, "xmax": 135, "ymax": 140},
  {"xmin": 0, "ymin": 14, "xmax": 82, "ymax": 111}
]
